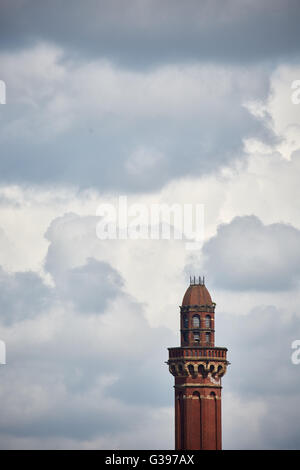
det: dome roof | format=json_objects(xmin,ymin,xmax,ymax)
[{"xmin": 182, "ymin": 281, "xmax": 213, "ymax": 306}]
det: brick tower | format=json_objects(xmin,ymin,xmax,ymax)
[{"xmin": 167, "ymin": 277, "xmax": 229, "ymax": 450}]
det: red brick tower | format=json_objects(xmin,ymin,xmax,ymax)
[{"xmin": 167, "ymin": 277, "xmax": 229, "ymax": 450}]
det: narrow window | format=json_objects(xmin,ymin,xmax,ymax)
[
  {"xmin": 205, "ymin": 332, "xmax": 210, "ymax": 344},
  {"xmin": 193, "ymin": 331, "xmax": 200, "ymax": 343},
  {"xmin": 205, "ymin": 315, "xmax": 211, "ymax": 328},
  {"xmin": 192, "ymin": 315, "xmax": 200, "ymax": 328},
  {"xmin": 183, "ymin": 314, "xmax": 188, "ymax": 328},
  {"xmin": 182, "ymin": 332, "xmax": 188, "ymax": 343}
]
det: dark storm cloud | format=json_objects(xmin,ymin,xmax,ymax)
[
  {"xmin": 202, "ymin": 215, "xmax": 300, "ymax": 291},
  {"xmin": 1, "ymin": 0, "xmax": 300, "ymax": 66}
]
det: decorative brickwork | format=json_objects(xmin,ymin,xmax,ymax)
[{"xmin": 167, "ymin": 279, "xmax": 229, "ymax": 450}]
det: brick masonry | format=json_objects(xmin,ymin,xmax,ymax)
[{"xmin": 167, "ymin": 280, "xmax": 229, "ymax": 450}]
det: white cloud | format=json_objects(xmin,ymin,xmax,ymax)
[
  {"xmin": 245, "ymin": 64, "xmax": 300, "ymax": 161},
  {"xmin": 267, "ymin": 65, "xmax": 300, "ymax": 159}
]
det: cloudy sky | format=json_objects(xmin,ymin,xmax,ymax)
[{"xmin": 0, "ymin": 0, "xmax": 300, "ymax": 449}]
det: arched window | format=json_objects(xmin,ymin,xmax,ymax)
[
  {"xmin": 205, "ymin": 315, "xmax": 211, "ymax": 328},
  {"xmin": 182, "ymin": 332, "xmax": 188, "ymax": 343},
  {"xmin": 192, "ymin": 315, "xmax": 200, "ymax": 328},
  {"xmin": 205, "ymin": 332, "xmax": 210, "ymax": 344},
  {"xmin": 183, "ymin": 314, "xmax": 188, "ymax": 328}
]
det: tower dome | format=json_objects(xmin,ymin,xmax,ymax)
[{"xmin": 182, "ymin": 276, "xmax": 213, "ymax": 306}]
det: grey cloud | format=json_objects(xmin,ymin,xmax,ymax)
[
  {"xmin": 1, "ymin": 0, "xmax": 300, "ymax": 66},
  {"xmin": 219, "ymin": 306, "xmax": 298, "ymax": 397},
  {"xmin": 0, "ymin": 240, "xmax": 124, "ymax": 325},
  {"xmin": 0, "ymin": 113, "xmax": 268, "ymax": 191},
  {"xmin": 201, "ymin": 215, "xmax": 300, "ymax": 291},
  {"xmin": 44, "ymin": 213, "xmax": 99, "ymax": 278},
  {"xmin": 55, "ymin": 258, "xmax": 124, "ymax": 314},
  {"xmin": 0, "ymin": 1, "xmax": 293, "ymax": 192},
  {"xmin": 218, "ymin": 306, "xmax": 300, "ymax": 449},
  {"xmin": 0, "ymin": 244, "xmax": 175, "ymax": 446},
  {"xmin": 0, "ymin": 364, "xmax": 155, "ymax": 440},
  {"xmin": 0, "ymin": 60, "xmax": 274, "ymax": 192},
  {"xmin": 0, "ymin": 266, "xmax": 54, "ymax": 325}
]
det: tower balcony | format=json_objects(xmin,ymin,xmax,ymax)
[
  {"xmin": 168, "ymin": 346, "xmax": 227, "ymax": 361},
  {"xmin": 167, "ymin": 347, "xmax": 229, "ymax": 379}
]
